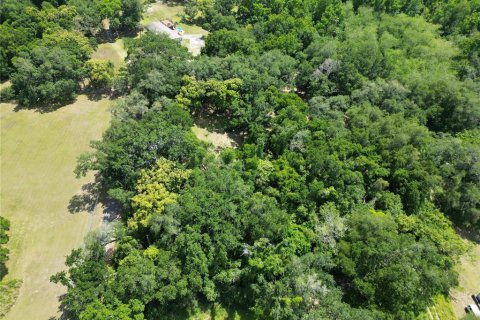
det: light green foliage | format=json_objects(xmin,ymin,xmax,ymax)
[
  {"xmin": 36, "ymin": 4, "xmax": 77, "ymax": 33},
  {"xmin": 86, "ymin": 59, "xmax": 115, "ymax": 88},
  {"xmin": 396, "ymin": 204, "xmax": 468, "ymax": 257},
  {"xmin": 99, "ymin": 0, "xmax": 122, "ymax": 29},
  {"xmin": 41, "ymin": 29, "xmax": 93, "ymax": 61},
  {"xmin": 176, "ymin": 76, "xmax": 242, "ymax": 117},
  {"xmin": 130, "ymin": 158, "xmax": 191, "ymax": 229}
]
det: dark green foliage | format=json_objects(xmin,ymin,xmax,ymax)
[
  {"xmin": 119, "ymin": 0, "xmax": 143, "ymax": 31},
  {"xmin": 203, "ymin": 29, "xmax": 258, "ymax": 57},
  {"xmin": 337, "ymin": 210, "xmax": 457, "ymax": 319},
  {"xmin": 67, "ymin": 0, "xmax": 103, "ymax": 36},
  {"xmin": 11, "ymin": 46, "xmax": 85, "ymax": 107},
  {"xmin": 0, "ymin": 217, "xmax": 10, "ymax": 280},
  {"xmin": 0, "ymin": 23, "xmax": 35, "ymax": 79},
  {"xmin": 124, "ymin": 32, "xmax": 191, "ymax": 101}
]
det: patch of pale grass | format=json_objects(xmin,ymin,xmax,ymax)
[
  {"xmin": 143, "ymin": 2, "xmax": 184, "ymax": 25},
  {"xmin": 0, "ymin": 81, "xmax": 11, "ymax": 90},
  {"xmin": 192, "ymin": 125, "xmax": 238, "ymax": 152}
]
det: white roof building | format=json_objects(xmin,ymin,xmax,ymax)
[{"xmin": 147, "ymin": 22, "xmax": 182, "ymax": 40}]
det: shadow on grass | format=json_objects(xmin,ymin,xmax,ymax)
[
  {"xmin": 161, "ymin": 0, "xmax": 187, "ymax": 8},
  {"xmin": 68, "ymin": 180, "xmax": 100, "ymax": 214},
  {"xmin": 192, "ymin": 111, "xmax": 244, "ymax": 147},
  {"xmin": 96, "ymin": 27, "xmax": 140, "ymax": 44},
  {"xmin": 82, "ymin": 86, "xmax": 111, "ymax": 102},
  {"xmin": 157, "ymin": 300, "xmax": 256, "ymax": 320},
  {"xmin": 13, "ymin": 97, "xmax": 77, "ymax": 113},
  {"xmin": 48, "ymin": 294, "xmax": 70, "ymax": 320},
  {"xmin": 456, "ymin": 227, "xmax": 480, "ymax": 244}
]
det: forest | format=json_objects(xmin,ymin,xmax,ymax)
[{"xmin": 1, "ymin": 0, "xmax": 479, "ymax": 319}]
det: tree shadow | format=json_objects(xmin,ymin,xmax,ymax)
[
  {"xmin": 96, "ymin": 28, "xmax": 139, "ymax": 44},
  {"xmin": 162, "ymin": 0, "xmax": 187, "ymax": 8},
  {"xmin": 0, "ymin": 263, "xmax": 8, "ymax": 281},
  {"xmin": 81, "ymin": 86, "xmax": 110, "ymax": 102},
  {"xmin": 68, "ymin": 181, "xmax": 99, "ymax": 214},
  {"xmin": 49, "ymin": 294, "xmax": 70, "ymax": 320},
  {"xmin": 13, "ymin": 97, "xmax": 77, "ymax": 113},
  {"xmin": 456, "ymin": 227, "xmax": 480, "ymax": 244},
  {"xmin": 192, "ymin": 112, "xmax": 244, "ymax": 147},
  {"xmin": 102, "ymin": 198, "xmax": 122, "ymax": 223}
]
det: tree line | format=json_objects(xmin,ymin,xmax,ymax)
[{"xmin": 0, "ymin": 0, "xmax": 143, "ymax": 107}]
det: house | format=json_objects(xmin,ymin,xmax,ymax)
[
  {"xmin": 147, "ymin": 22, "xmax": 182, "ymax": 41},
  {"xmin": 161, "ymin": 19, "xmax": 175, "ymax": 29}
]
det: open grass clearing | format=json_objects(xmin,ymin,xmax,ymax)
[
  {"xmin": 192, "ymin": 125, "xmax": 239, "ymax": 151},
  {"xmin": 0, "ymin": 95, "xmax": 111, "ymax": 320},
  {"xmin": 191, "ymin": 113, "xmax": 242, "ymax": 153},
  {"xmin": 0, "ymin": 81, "xmax": 11, "ymax": 90},
  {"xmin": 91, "ymin": 38, "xmax": 128, "ymax": 69}
]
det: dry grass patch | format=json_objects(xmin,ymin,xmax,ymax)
[
  {"xmin": 192, "ymin": 125, "xmax": 238, "ymax": 151},
  {"xmin": 1, "ymin": 96, "xmax": 111, "ymax": 320}
]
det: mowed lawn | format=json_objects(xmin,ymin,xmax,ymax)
[
  {"xmin": 0, "ymin": 96, "xmax": 111, "ymax": 319},
  {"xmin": 91, "ymin": 38, "xmax": 128, "ymax": 69}
]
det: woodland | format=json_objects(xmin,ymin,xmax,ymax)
[{"xmin": 0, "ymin": 0, "xmax": 479, "ymax": 319}]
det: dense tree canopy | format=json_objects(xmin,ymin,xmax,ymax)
[
  {"xmin": 11, "ymin": 46, "xmax": 85, "ymax": 107},
  {"xmin": 44, "ymin": 0, "xmax": 480, "ymax": 319},
  {"xmin": 0, "ymin": 0, "xmax": 144, "ymax": 106}
]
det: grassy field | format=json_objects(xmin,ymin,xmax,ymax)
[
  {"xmin": 143, "ymin": 1, "xmax": 209, "ymax": 35},
  {"xmin": 450, "ymin": 239, "xmax": 480, "ymax": 319},
  {"xmin": 91, "ymin": 38, "xmax": 128, "ymax": 69},
  {"xmin": 0, "ymin": 96, "xmax": 111, "ymax": 319}
]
